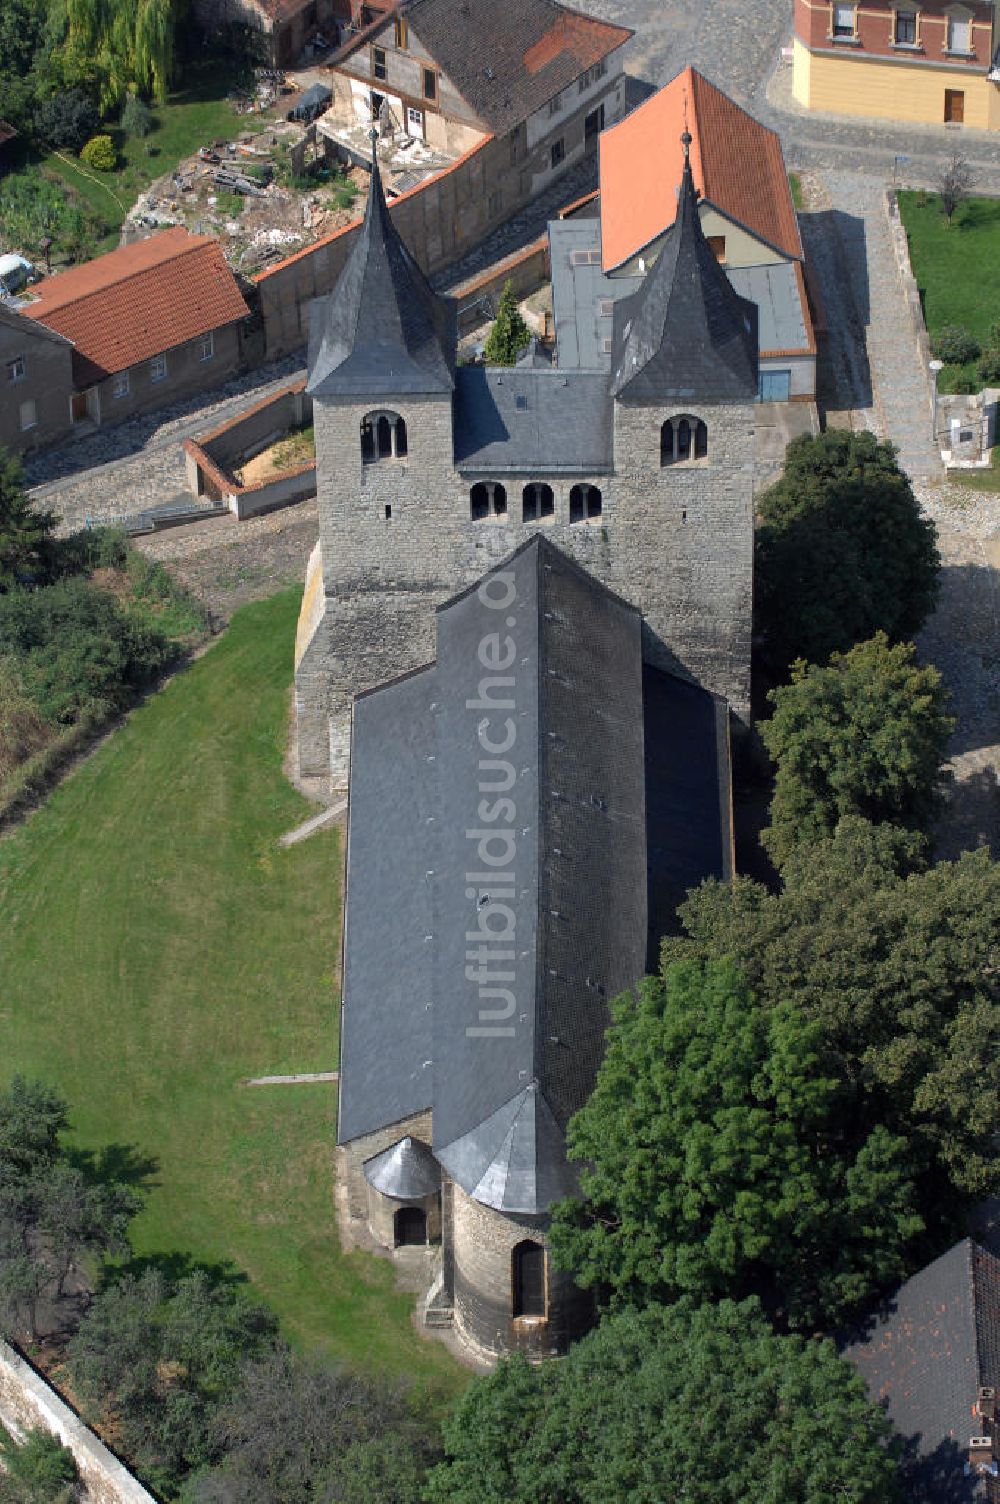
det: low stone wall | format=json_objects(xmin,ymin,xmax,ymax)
[
  {"xmin": 184, "ymin": 377, "xmax": 316, "ymax": 518},
  {"xmin": 0, "ymin": 1338, "xmax": 154, "ymax": 1504},
  {"xmin": 450, "ymin": 236, "xmax": 550, "ymax": 332}
]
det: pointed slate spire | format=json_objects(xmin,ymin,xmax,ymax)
[
  {"xmin": 610, "ymin": 130, "xmax": 758, "ymax": 402},
  {"xmin": 306, "ymin": 132, "xmax": 455, "ymax": 397}
]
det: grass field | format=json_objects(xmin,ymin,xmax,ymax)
[
  {"xmin": 0, "ymin": 588, "xmax": 462, "ymax": 1401},
  {"xmin": 898, "ymin": 189, "xmax": 1000, "ymax": 393},
  {"xmin": 8, "ymin": 64, "xmax": 278, "ymax": 259}
]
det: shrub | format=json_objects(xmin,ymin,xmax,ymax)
[
  {"xmin": 120, "ymin": 94, "xmax": 152, "ymax": 138},
  {"xmin": 977, "ymin": 346, "xmax": 1000, "ymax": 384},
  {"xmin": 0, "ymin": 578, "xmax": 178, "ymax": 724},
  {"xmin": 80, "ymin": 134, "xmax": 117, "ymax": 172},
  {"xmin": 0, "ymin": 657, "xmax": 53, "ymax": 782},
  {"xmin": 933, "ymin": 325, "xmax": 980, "ymax": 365},
  {"xmin": 32, "ymin": 89, "xmax": 99, "ymax": 151},
  {"xmin": 0, "ymin": 1426, "xmax": 78, "ymax": 1503}
]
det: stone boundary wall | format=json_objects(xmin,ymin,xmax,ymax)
[
  {"xmin": 885, "ymin": 188, "xmax": 936, "ymax": 421},
  {"xmin": 451, "ymin": 235, "xmax": 550, "ymax": 332},
  {"xmin": 0, "ymin": 1338, "xmax": 155, "ymax": 1504},
  {"xmin": 184, "ymin": 378, "xmax": 316, "ymax": 518}
]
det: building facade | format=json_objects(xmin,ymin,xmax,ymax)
[
  {"xmin": 4, "ymin": 228, "xmax": 250, "ymax": 456},
  {"xmin": 294, "ymin": 137, "xmax": 758, "ymax": 788},
  {"xmin": 793, "ymin": 0, "xmax": 1000, "ymax": 128}
]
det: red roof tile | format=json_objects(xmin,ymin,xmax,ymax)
[
  {"xmin": 24, "ymin": 227, "xmax": 250, "ymax": 379},
  {"xmin": 599, "ymin": 67, "xmax": 803, "ymax": 272}
]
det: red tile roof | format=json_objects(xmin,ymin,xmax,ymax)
[
  {"xmin": 23, "ymin": 227, "xmax": 250, "ymax": 379},
  {"xmin": 599, "ymin": 66, "xmax": 803, "ymax": 272}
]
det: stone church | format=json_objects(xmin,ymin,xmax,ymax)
[{"xmin": 299, "ymin": 133, "xmax": 758, "ymax": 1361}]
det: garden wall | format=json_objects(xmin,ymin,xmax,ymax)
[
  {"xmin": 184, "ymin": 377, "xmax": 316, "ymax": 518},
  {"xmin": 0, "ymin": 1338, "xmax": 155, "ymax": 1504}
]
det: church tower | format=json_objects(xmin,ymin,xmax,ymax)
[
  {"xmin": 294, "ymin": 137, "xmax": 458, "ymax": 786},
  {"xmin": 608, "ymin": 131, "xmax": 757, "ymax": 722}
]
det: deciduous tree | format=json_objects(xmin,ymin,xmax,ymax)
[
  {"xmin": 664, "ymin": 818, "xmax": 1000, "ymax": 1205},
  {"xmin": 548, "ymin": 960, "xmax": 922, "ymax": 1330},
  {"xmin": 755, "ymin": 430, "xmax": 940, "ymax": 675},
  {"xmin": 760, "ymin": 633, "xmax": 954, "ymax": 866},
  {"xmin": 426, "ymin": 1301, "xmax": 903, "ymax": 1504}
]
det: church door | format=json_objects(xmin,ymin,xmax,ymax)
[{"xmin": 394, "ymin": 1206, "xmax": 427, "ymax": 1246}]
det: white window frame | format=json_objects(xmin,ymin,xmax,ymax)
[
  {"xmin": 7, "ymin": 355, "xmax": 25, "ymax": 383},
  {"xmin": 199, "ymin": 331, "xmax": 214, "ymax": 362},
  {"xmin": 19, "ymin": 398, "xmax": 37, "ymax": 431},
  {"xmin": 406, "ymin": 105, "xmax": 424, "ymax": 137},
  {"xmin": 946, "ymin": 8, "xmax": 972, "ymax": 52},
  {"xmin": 112, "ymin": 371, "xmax": 130, "ymax": 399},
  {"xmin": 150, "ymin": 353, "xmax": 168, "ymax": 383},
  {"xmin": 832, "ymin": 2, "xmax": 856, "ymax": 36}
]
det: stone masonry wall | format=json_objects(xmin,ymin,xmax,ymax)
[
  {"xmin": 336, "ymin": 1110, "xmax": 434, "ymax": 1230},
  {"xmin": 451, "ymin": 1183, "xmax": 594, "ymax": 1362},
  {"xmin": 0, "ymin": 1338, "xmax": 155, "ymax": 1504},
  {"xmin": 296, "ymin": 389, "xmax": 756, "ymax": 784}
]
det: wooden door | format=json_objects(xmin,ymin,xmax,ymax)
[
  {"xmin": 945, "ymin": 89, "xmax": 965, "ymax": 123},
  {"xmin": 70, "ymin": 392, "xmax": 88, "ymax": 422}
]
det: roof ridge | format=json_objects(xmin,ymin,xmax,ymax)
[{"xmin": 31, "ymin": 231, "xmax": 219, "ymax": 312}]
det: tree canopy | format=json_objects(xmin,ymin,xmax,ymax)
[
  {"xmin": 0, "ymin": 1077, "xmax": 141, "ymax": 1343},
  {"xmin": 179, "ymin": 1349, "xmax": 433, "ymax": 1504},
  {"xmin": 755, "ymin": 430, "xmax": 940, "ymax": 674},
  {"xmin": 548, "ymin": 959, "xmax": 922, "ymax": 1330},
  {"xmin": 483, "ymin": 280, "xmax": 531, "ymax": 366},
  {"xmin": 760, "ymin": 633, "xmax": 954, "ymax": 866},
  {"xmin": 68, "ymin": 1267, "xmax": 279, "ymax": 1495},
  {"xmin": 0, "ymin": 451, "xmax": 56, "ymax": 594},
  {"xmin": 425, "ymin": 1301, "xmax": 902, "ymax": 1504},
  {"xmin": 664, "ymin": 818, "xmax": 1000, "ymax": 1207}
]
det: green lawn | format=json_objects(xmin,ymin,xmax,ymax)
[
  {"xmin": 0, "ymin": 588, "xmax": 462, "ymax": 1402},
  {"xmin": 10, "ymin": 64, "xmax": 279, "ymax": 258},
  {"xmin": 898, "ymin": 189, "xmax": 1000, "ymax": 392}
]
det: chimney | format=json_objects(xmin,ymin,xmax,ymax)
[
  {"xmin": 968, "ymin": 1436, "xmax": 995, "ymax": 1474},
  {"xmin": 977, "ymin": 1386, "xmax": 997, "ymax": 1422}
]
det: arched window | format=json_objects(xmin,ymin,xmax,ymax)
[
  {"xmin": 512, "ymin": 1239, "xmax": 546, "ymax": 1318},
  {"xmin": 569, "ymin": 483, "xmax": 602, "ymax": 523},
  {"xmin": 522, "ymin": 482, "xmax": 554, "ymax": 522},
  {"xmin": 470, "ymin": 482, "xmax": 507, "ymax": 520},
  {"xmin": 394, "ymin": 1206, "xmax": 427, "ymax": 1247},
  {"xmin": 361, "ymin": 410, "xmax": 407, "ymax": 464},
  {"xmin": 660, "ymin": 416, "xmax": 708, "ymax": 466}
]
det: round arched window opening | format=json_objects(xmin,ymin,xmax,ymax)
[
  {"xmin": 470, "ymin": 481, "xmax": 507, "ymax": 520},
  {"xmin": 569, "ymin": 484, "xmax": 602, "ymax": 523},
  {"xmin": 522, "ymin": 482, "xmax": 554, "ymax": 522},
  {"xmin": 361, "ymin": 410, "xmax": 407, "ymax": 464},
  {"xmin": 661, "ymin": 415, "xmax": 708, "ymax": 466}
]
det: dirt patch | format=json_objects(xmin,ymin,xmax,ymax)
[
  {"xmin": 235, "ymin": 427, "xmax": 315, "ymax": 486},
  {"xmin": 135, "ymin": 500, "xmax": 319, "ymax": 623}
]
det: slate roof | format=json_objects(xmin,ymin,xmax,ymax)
[
  {"xmin": 398, "ymin": 0, "xmax": 633, "ymax": 136},
  {"xmin": 307, "ymin": 148, "xmax": 455, "ymax": 398},
  {"xmin": 843, "ymin": 1239, "xmax": 1000, "ymax": 1503},
  {"xmin": 727, "ymin": 262, "xmax": 812, "ymax": 354},
  {"xmin": 453, "ymin": 365, "xmax": 613, "ymax": 473},
  {"xmin": 363, "ymin": 1136, "xmax": 441, "ymax": 1198},
  {"xmin": 599, "ymin": 66, "xmax": 803, "ymax": 272},
  {"xmin": 610, "ymin": 143, "xmax": 759, "ymax": 402},
  {"xmin": 22, "ymin": 228, "xmax": 250, "ymax": 382},
  {"xmin": 339, "ymin": 537, "xmax": 734, "ymax": 1216}
]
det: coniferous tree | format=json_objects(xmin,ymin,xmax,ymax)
[{"xmin": 483, "ymin": 280, "xmax": 531, "ymax": 366}]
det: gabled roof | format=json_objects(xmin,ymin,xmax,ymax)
[
  {"xmin": 844, "ymin": 1239, "xmax": 1000, "ymax": 1503},
  {"xmin": 339, "ymin": 537, "xmax": 734, "ymax": 1216},
  {"xmin": 22, "ymin": 227, "xmax": 250, "ymax": 381},
  {"xmin": 306, "ymin": 148, "xmax": 455, "ymax": 397},
  {"xmin": 0, "ymin": 300, "xmax": 73, "ymax": 351},
  {"xmin": 599, "ymin": 65, "xmax": 803, "ymax": 272},
  {"xmin": 399, "ymin": 0, "xmax": 632, "ymax": 135},
  {"xmin": 610, "ymin": 140, "xmax": 759, "ymax": 402}
]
